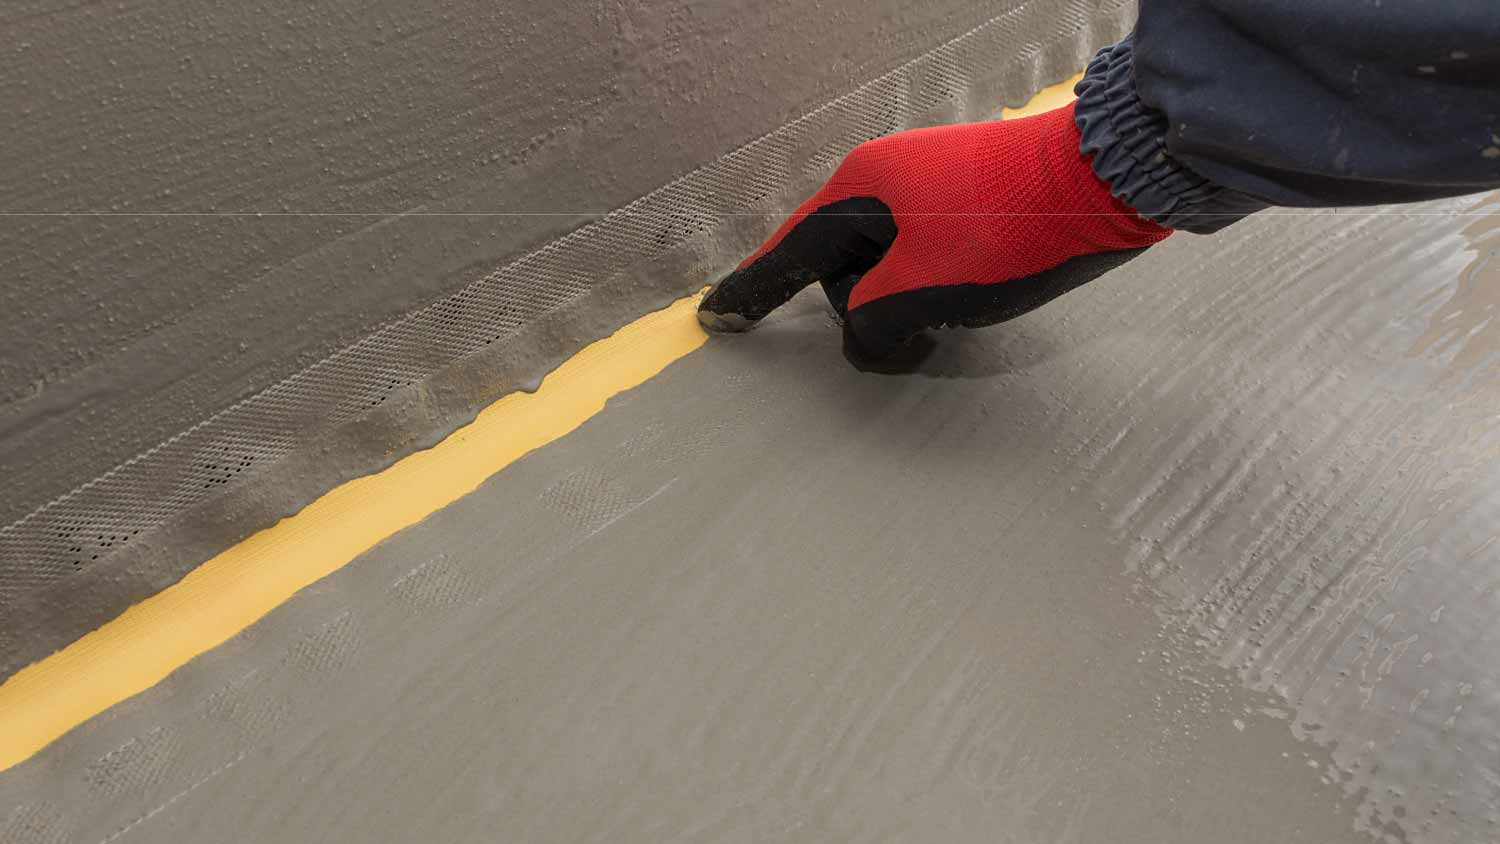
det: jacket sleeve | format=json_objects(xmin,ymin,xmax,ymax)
[{"xmin": 1073, "ymin": 0, "xmax": 1500, "ymax": 233}]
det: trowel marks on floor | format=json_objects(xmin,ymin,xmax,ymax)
[{"xmin": 3, "ymin": 194, "xmax": 1498, "ymax": 841}]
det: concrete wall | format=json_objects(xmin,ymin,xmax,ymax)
[{"xmin": 3, "ymin": 0, "xmax": 1056, "ymax": 524}]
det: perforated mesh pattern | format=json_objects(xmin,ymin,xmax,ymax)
[
  {"xmin": 542, "ymin": 471, "xmax": 639, "ymax": 530},
  {"xmin": 0, "ymin": 0, "xmax": 1129, "ymax": 613},
  {"xmin": 84, "ymin": 728, "xmax": 183, "ymax": 801},
  {"xmin": 390, "ymin": 556, "xmax": 483, "ymax": 611},
  {"xmin": 284, "ymin": 611, "xmax": 362, "ymax": 680},
  {"xmin": 1, "ymin": 802, "xmax": 72, "ymax": 844}
]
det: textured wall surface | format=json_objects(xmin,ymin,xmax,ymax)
[
  {"xmin": 0, "ymin": 0, "xmax": 1134, "ymax": 671},
  {"xmin": 0, "ymin": 0, "xmax": 1114, "ymax": 522}
]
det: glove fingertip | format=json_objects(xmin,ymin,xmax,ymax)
[
  {"xmin": 841, "ymin": 313, "xmax": 934, "ymax": 373},
  {"xmin": 697, "ymin": 307, "xmax": 756, "ymax": 334},
  {"xmin": 697, "ymin": 273, "xmax": 760, "ymax": 333}
]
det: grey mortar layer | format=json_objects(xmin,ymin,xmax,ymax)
[
  {"xmin": 2, "ymin": 194, "xmax": 1498, "ymax": 843},
  {"xmin": 0, "ymin": 0, "xmax": 1134, "ymax": 676}
]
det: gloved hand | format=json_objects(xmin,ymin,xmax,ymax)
[{"xmin": 698, "ymin": 101, "xmax": 1173, "ymax": 365}]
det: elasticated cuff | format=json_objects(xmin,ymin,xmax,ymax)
[{"xmin": 1073, "ymin": 36, "xmax": 1269, "ymax": 234}]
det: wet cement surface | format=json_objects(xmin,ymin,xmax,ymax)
[{"xmin": 4, "ymin": 195, "xmax": 1498, "ymax": 842}]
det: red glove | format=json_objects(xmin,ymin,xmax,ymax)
[{"xmin": 698, "ymin": 101, "xmax": 1172, "ymax": 364}]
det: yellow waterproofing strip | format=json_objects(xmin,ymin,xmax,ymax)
[
  {"xmin": 1002, "ymin": 73, "xmax": 1082, "ymax": 119},
  {"xmin": 0, "ymin": 75, "xmax": 1079, "ymax": 773},
  {"xmin": 0, "ymin": 294, "xmax": 708, "ymax": 772}
]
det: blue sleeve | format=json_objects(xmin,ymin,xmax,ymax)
[{"xmin": 1073, "ymin": 0, "xmax": 1500, "ymax": 233}]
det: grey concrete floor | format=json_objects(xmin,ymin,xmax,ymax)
[{"xmin": 3, "ymin": 195, "xmax": 1498, "ymax": 843}]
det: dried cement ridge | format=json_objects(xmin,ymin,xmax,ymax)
[{"xmin": 0, "ymin": 0, "xmax": 1134, "ymax": 680}]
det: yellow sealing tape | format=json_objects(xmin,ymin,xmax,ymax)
[{"xmin": 0, "ymin": 294, "xmax": 708, "ymax": 772}]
